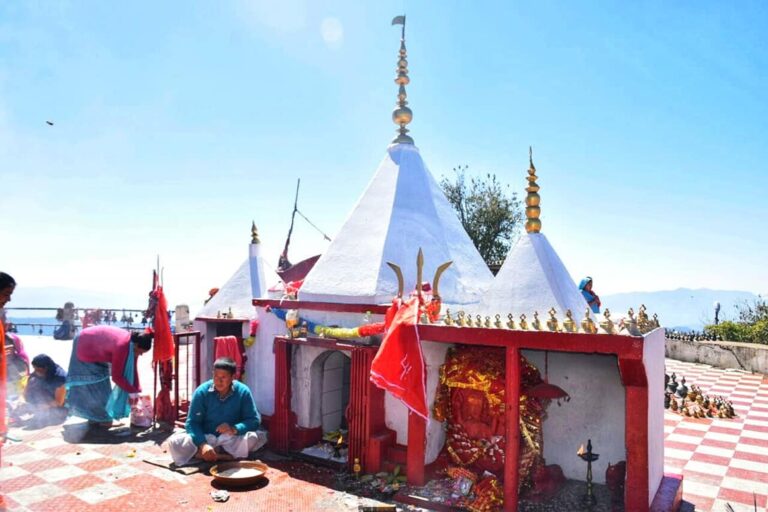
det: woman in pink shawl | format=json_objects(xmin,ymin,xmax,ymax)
[{"xmin": 65, "ymin": 326, "xmax": 152, "ymax": 427}]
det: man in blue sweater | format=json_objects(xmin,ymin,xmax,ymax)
[{"xmin": 167, "ymin": 357, "xmax": 266, "ymax": 465}]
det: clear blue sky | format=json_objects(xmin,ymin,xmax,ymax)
[{"xmin": 1, "ymin": 1, "xmax": 766, "ymax": 309}]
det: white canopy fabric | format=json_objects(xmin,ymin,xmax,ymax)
[
  {"xmin": 299, "ymin": 143, "xmax": 493, "ymax": 306},
  {"xmin": 477, "ymin": 232, "xmax": 589, "ymax": 318}
]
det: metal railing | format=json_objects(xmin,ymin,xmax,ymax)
[{"xmin": 3, "ymin": 306, "xmax": 171, "ymax": 336}]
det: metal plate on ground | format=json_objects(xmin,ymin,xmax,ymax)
[{"xmin": 210, "ymin": 460, "xmax": 268, "ymax": 487}]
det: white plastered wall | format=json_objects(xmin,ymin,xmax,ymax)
[
  {"xmin": 291, "ymin": 345, "xmax": 352, "ymax": 429},
  {"xmin": 246, "ymin": 306, "xmax": 287, "ymax": 416},
  {"xmin": 644, "ymin": 328, "xmax": 666, "ymax": 505},
  {"xmin": 384, "ymin": 340, "xmax": 452, "ymax": 464},
  {"xmin": 521, "ymin": 350, "xmax": 625, "ymax": 484}
]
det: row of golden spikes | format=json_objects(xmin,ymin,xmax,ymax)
[{"xmin": 434, "ymin": 304, "xmax": 659, "ymax": 336}]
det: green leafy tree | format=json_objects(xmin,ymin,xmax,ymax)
[
  {"xmin": 705, "ymin": 297, "xmax": 768, "ymax": 344},
  {"xmin": 440, "ymin": 165, "xmax": 523, "ymax": 265}
]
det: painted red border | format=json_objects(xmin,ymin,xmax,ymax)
[{"xmin": 253, "ymin": 298, "xmax": 391, "ymax": 314}]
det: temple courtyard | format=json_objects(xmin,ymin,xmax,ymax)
[{"xmin": 0, "ymin": 357, "xmax": 765, "ymax": 512}]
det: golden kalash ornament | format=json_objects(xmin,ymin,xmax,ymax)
[
  {"xmin": 563, "ymin": 309, "xmax": 576, "ymax": 333},
  {"xmin": 599, "ymin": 309, "xmax": 616, "ymax": 334},
  {"xmin": 581, "ymin": 308, "xmax": 597, "ymax": 334},
  {"xmin": 546, "ymin": 308, "xmax": 560, "ymax": 332},
  {"xmin": 531, "ymin": 311, "xmax": 542, "ymax": 331}
]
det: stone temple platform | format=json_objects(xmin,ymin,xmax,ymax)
[{"xmin": 1, "ymin": 358, "xmax": 766, "ymax": 512}]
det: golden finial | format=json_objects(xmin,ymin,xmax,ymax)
[
  {"xmin": 546, "ymin": 308, "xmax": 560, "ymax": 332},
  {"xmin": 600, "ymin": 308, "xmax": 616, "ymax": 334},
  {"xmin": 494, "ymin": 314, "xmax": 503, "ymax": 329},
  {"xmin": 525, "ymin": 146, "xmax": 541, "ymax": 233},
  {"xmin": 457, "ymin": 310, "xmax": 467, "ymax": 327},
  {"xmin": 506, "ymin": 313, "xmax": 516, "ymax": 329},
  {"xmin": 391, "ymin": 15, "xmax": 413, "ymax": 145},
  {"xmin": 475, "ymin": 314, "xmax": 483, "ymax": 328},
  {"xmin": 444, "ymin": 309, "xmax": 453, "ymax": 326},
  {"xmin": 484, "ymin": 316, "xmax": 492, "ymax": 328},
  {"xmin": 531, "ymin": 311, "xmax": 542, "ymax": 330},
  {"xmin": 652, "ymin": 313, "xmax": 660, "ymax": 328},
  {"xmin": 563, "ymin": 309, "xmax": 576, "ymax": 333},
  {"xmin": 581, "ymin": 308, "xmax": 597, "ymax": 334},
  {"xmin": 251, "ymin": 221, "xmax": 260, "ymax": 244},
  {"xmin": 625, "ymin": 308, "xmax": 641, "ymax": 336},
  {"xmin": 519, "ymin": 313, "xmax": 528, "ymax": 330}
]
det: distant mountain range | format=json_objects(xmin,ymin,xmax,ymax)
[
  {"xmin": 6, "ymin": 285, "xmax": 762, "ymax": 332},
  {"xmin": 603, "ymin": 288, "xmax": 762, "ymax": 331}
]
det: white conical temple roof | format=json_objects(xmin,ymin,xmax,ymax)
[
  {"xmin": 196, "ymin": 243, "xmax": 277, "ymax": 320},
  {"xmin": 477, "ymin": 232, "xmax": 588, "ymax": 317},
  {"xmin": 299, "ymin": 144, "xmax": 493, "ymax": 306}
]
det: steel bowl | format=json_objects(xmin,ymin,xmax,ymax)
[{"xmin": 209, "ymin": 460, "xmax": 268, "ymax": 487}]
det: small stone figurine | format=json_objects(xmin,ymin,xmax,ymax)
[
  {"xmin": 676, "ymin": 376, "xmax": 688, "ymax": 399},
  {"xmin": 444, "ymin": 309, "xmax": 454, "ymax": 326},
  {"xmin": 506, "ymin": 313, "xmax": 516, "ymax": 330},
  {"xmin": 667, "ymin": 373, "xmax": 678, "ymax": 394},
  {"xmin": 519, "ymin": 314, "xmax": 528, "ymax": 330},
  {"xmin": 494, "ymin": 314, "xmax": 503, "ymax": 329}
]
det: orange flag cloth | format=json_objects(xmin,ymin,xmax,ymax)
[
  {"xmin": 152, "ymin": 286, "xmax": 174, "ymax": 363},
  {"xmin": 370, "ymin": 297, "xmax": 429, "ymax": 421}
]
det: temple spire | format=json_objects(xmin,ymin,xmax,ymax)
[
  {"xmin": 525, "ymin": 146, "xmax": 542, "ymax": 233},
  {"xmin": 251, "ymin": 221, "xmax": 260, "ymax": 244},
  {"xmin": 391, "ymin": 15, "xmax": 413, "ymax": 145}
]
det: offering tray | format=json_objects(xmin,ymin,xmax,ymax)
[{"xmin": 210, "ymin": 460, "xmax": 268, "ymax": 487}]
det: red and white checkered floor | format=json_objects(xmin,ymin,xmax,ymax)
[
  {"xmin": 664, "ymin": 359, "xmax": 768, "ymax": 512},
  {"xmin": 1, "ymin": 358, "xmax": 767, "ymax": 512}
]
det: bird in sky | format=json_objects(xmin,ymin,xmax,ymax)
[{"xmin": 46, "ymin": 121, "xmax": 54, "ymax": 126}]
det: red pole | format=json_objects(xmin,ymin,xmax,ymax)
[
  {"xmin": 504, "ymin": 346, "xmax": 520, "ymax": 511},
  {"xmin": 406, "ymin": 411, "xmax": 426, "ymax": 485},
  {"xmin": 174, "ymin": 334, "xmax": 180, "ymax": 423}
]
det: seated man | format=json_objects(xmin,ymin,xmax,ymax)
[{"xmin": 167, "ymin": 357, "xmax": 266, "ymax": 465}]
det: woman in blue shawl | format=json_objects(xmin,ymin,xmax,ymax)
[
  {"xmin": 579, "ymin": 277, "xmax": 601, "ymax": 314},
  {"xmin": 23, "ymin": 354, "xmax": 68, "ymax": 425}
]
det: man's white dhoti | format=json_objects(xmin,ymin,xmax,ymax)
[{"xmin": 167, "ymin": 430, "xmax": 267, "ymax": 466}]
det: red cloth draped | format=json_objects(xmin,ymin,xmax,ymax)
[
  {"xmin": 152, "ymin": 285, "xmax": 175, "ymax": 423},
  {"xmin": 214, "ymin": 336, "xmax": 244, "ymax": 380},
  {"xmin": 370, "ymin": 297, "xmax": 428, "ymax": 421},
  {"xmin": 152, "ymin": 286, "xmax": 174, "ymax": 363}
]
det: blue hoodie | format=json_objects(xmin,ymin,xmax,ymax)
[{"xmin": 578, "ymin": 277, "xmax": 600, "ymax": 314}]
